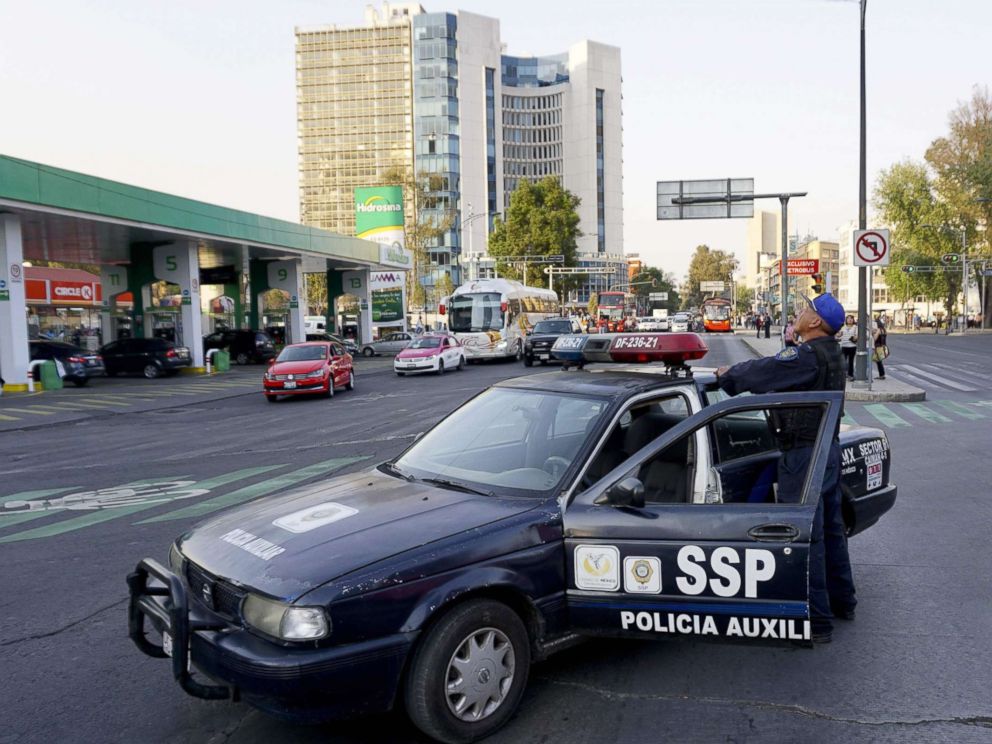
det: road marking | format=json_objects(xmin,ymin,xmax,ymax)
[
  {"xmin": 139, "ymin": 456, "xmax": 370, "ymax": 524},
  {"xmin": 76, "ymin": 397, "xmax": 131, "ymax": 406},
  {"xmin": 45, "ymin": 401, "xmax": 122, "ymax": 410},
  {"xmin": 0, "ymin": 467, "xmax": 279, "ymax": 544},
  {"xmin": 863, "ymin": 404, "xmax": 911, "ymax": 428},
  {"xmin": 900, "ymin": 403, "xmax": 950, "ymax": 424},
  {"xmin": 841, "ymin": 413, "xmax": 858, "ymax": 427},
  {"xmin": 895, "ymin": 364, "xmax": 977, "ymax": 392},
  {"xmin": 934, "ymin": 400, "xmax": 985, "ymax": 420},
  {"xmin": 0, "ymin": 412, "xmax": 21, "ymax": 421},
  {"xmin": 0, "ymin": 407, "xmax": 56, "ymax": 416},
  {"xmin": 0, "ymin": 488, "xmax": 79, "ymax": 528}
]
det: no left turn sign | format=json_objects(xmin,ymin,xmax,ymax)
[{"xmin": 853, "ymin": 229, "xmax": 890, "ymax": 267}]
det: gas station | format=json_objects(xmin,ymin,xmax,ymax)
[{"xmin": 0, "ymin": 155, "xmax": 406, "ymax": 392}]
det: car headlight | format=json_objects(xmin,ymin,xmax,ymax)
[
  {"xmin": 242, "ymin": 594, "xmax": 329, "ymax": 641},
  {"xmin": 496, "ymin": 341, "xmax": 508, "ymax": 349},
  {"xmin": 304, "ymin": 369, "xmax": 325, "ymax": 379}
]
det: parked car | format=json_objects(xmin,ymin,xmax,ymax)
[
  {"xmin": 306, "ymin": 332, "xmax": 359, "ymax": 356},
  {"xmin": 263, "ymin": 341, "xmax": 354, "ymax": 402},
  {"xmin": 100, "ymin": 338, "xmax": 191, "ymax": 379},
  {"xmin": 28, "ymin": 340, "xmax": 105, "ymax": 387},
  {"xmin": 524, "ymin": 318, "xmax": 584, "ymax": 367},
  {"xmin": 394, "ymin": 334, "xmax": 465, "ymax": 375},
  {"xmin": 361, "ymin": 331, "xmax": 416, "ymax": 357},
  {"xmin": 203, "ymin": 330, "xmax": 276, "ymax": 365}
]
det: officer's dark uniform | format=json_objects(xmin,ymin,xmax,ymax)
[{"xmin": 717, "ymin": 336, "xmax": 857, "ymax": 636}]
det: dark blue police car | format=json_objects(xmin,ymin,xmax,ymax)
[{"xmin": 128, "ymin": 333, "xmax": 896, "ymax": 743}]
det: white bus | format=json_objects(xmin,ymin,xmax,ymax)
[{"xmin": 441, "ymin": 279, "xmax": 560, "ymax": 361}]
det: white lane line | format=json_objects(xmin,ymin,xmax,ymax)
[
  {"xmin": 926, "ymin": 362, "xmax": 990, "ymax": 387},
  {"xmin": 895, "ymin": 364, "xmax": 977, "ymax": 391}
]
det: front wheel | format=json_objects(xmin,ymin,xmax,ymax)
[
  {"xmin": 265, "ymin": 394, "xmax": 278, "ymax": 403},
  {"xmin": 456, "ymin": 356, "xmax": 464, "ymax": 371},
  {"xmin": 514, "ymin": 343, "xmax": 523, "ymax": 362},
  {"xmin": 437, "ymin": 360, "xmax": 445, "ymax": 376},
  {"xmin": 346, "ymin": 370, "xmax": 355, "ymax": 390},
  {"xmin": 523, "ymin": 356, "xmax": 533, "ymax": 368},
  {"xmin": 235, "ymin": 352, "xmax": 249, "ymax": 365},
  {"xmin": 404, "ymin": 600, "xmax": 530, "ymax": 744},
  {"xmin": 71, "ymin": 378, "xmax": 88, "ymax": 387}
]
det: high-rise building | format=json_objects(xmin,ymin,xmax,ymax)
[{"xmin": 296, "ymin": 4, "xmax": 623, "ymax": 300}]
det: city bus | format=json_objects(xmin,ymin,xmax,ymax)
[
  {"xmin": 441, "ymin": 279, "xmax": 560, "ymax": 360},
  {"xmin": 701, "ymin": 296, "xmax": 733, "ymax": 333},
  {"xmin": 597, "ymin": 290, "xmax": 628, "ymax": 332}
]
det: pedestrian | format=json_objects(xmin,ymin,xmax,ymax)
[
  {"xmin": 837, "ymin": 314, "xmax": 857, "ymax": 379},
  {"xmin": 715, "ymin": 292, "xmax": 856, "ymax": 644},
  {"xmin": 755, "ymin": 314, "xmax": 762, "ymax": 338},
  {"xmin": 872, "ymin": 318, "xmax": 888, "ymax": 380},
  {"xmin": 414, "ymin": 316, "xmax": 424, "ymax": 335},
  {"xmin": 784, "ymin": 315, "xmax": 797, "ymax": 347},
  {"xmin": 763, "ymin": 313, "xmax": 771, "ymax": 339}
]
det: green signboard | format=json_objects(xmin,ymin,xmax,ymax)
[
  {"xmin": 372, "ymin": 287, "xmax": 403, "ymax": 323},
  {"xmin": 355, "ymin": 186, "xmax": 404, "ymax": 244}
]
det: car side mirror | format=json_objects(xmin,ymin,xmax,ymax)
[
  {"xmin": 267, "ymin": 358, "xmax": 276, "ymax": 367},
  {"xmin": 525, "ymin": 329, "xmax": 532, "ymax": 336},
  {"xmin": 601, "ymin": 477, "xmax": 645, "ymax": 508}
]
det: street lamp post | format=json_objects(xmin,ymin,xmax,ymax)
[{"xmin": 855, "ymin": 0, "xmax": 870, "ymax": 381}]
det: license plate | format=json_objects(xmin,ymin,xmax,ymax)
[
  {"xmin": 407, "ymin": 363, "xmax": 417, "ymax": 369},
  {"xmin": 539, "ymin": 354, "xmax": 550, "ymax": 360},
  {"xmin": 284, "ymin": 381, "xmax": 297, "ymax": 389},
  {"xmin": 162, "ymin": 632, "xmax": 173, "ymax": 657}
]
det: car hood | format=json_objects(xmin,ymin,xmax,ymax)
[
  {"xmin": 529, "ymin": 333, "xmax": 564, "ymax": 344},
  {"xmin": 397, "ymin": 347, "xmax": 440, "ymax": 359},
  {"xmin": 270, "ymin": 360, "xmax": 325, "ymax": 375},
  {"xmin": 177, "ymin": 468, "xmax": 540, "ymax": 601}
]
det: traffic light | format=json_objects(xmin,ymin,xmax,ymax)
[
  {"xmin": 941, "ymin": 253, "xmax": 961, "ymax": 265},
  {"xmin": 810, "ymin": 273, "xmax": 823, "ymax": 294},
  {"xmin": 902, "ymin": 265, "xmax": 917, "ymax": 273}
]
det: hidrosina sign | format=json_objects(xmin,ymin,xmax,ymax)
[{"xmin": 355, "ymin": 186, "xmax": 405, "ymax": 246}]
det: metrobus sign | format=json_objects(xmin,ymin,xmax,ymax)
[{"xmin": 777, "ymin": 259, "xmax": 820, "ymax": 276}]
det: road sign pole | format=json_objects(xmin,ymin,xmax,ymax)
[
  {"xmin": 961, "ymin": 229, "xmax": 967, "ymax": 333},
  {"xmin": 780, "ymin": 195, "xmax": 789, "ymax": 346}
]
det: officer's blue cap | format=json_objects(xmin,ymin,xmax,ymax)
[{"xmin": 801, "ymin": 292, "xmax": 845, "ymax": 333}]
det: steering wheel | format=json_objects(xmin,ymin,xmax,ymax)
[{"xmin": 542, "ymin": 456, "xmax": 571, "ymax": 480}]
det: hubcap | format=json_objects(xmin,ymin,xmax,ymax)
[{"xmin": 445, "ymin": 627, "xmax": 515, "ymax": 722}]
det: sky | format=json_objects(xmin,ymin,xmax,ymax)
[{"xmin": 1, "ymin": 0, "xmax": 989, "ymax": 280}]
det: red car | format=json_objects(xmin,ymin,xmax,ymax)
[{"xmin": 263, "ymin": 341, "xmax": 354, "ymax": 402}]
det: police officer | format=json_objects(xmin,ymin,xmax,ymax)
[{"xmin": 715, "ymin": 293, "xmax": 857, "ymax": 644}]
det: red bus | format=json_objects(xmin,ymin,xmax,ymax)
[
  {"xmin": 597, "ymin": 291, "xmax": 627, "ymax": 332},
  {"xmin": 701, "ymin": 297, "xmax": 733, "ymax": 333}
]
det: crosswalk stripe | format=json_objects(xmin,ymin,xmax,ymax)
[
  {"xmin": 0, "ymin": 407, "xmax": 56, "ymax": 416},
  {"xmin": 841, "ymin": 413, "xmax": 858, "ymax": 427},
  {"xmin": 895, "ymin": 364, "xmax": 977, "ymax": 392},
  {"xmin": 925, "ymin": 362, "xmax": 988, "ymax": 388},
  {"xmin": 900, "ymin": 403, "xmax": 951, "ymax": 424},
  {"xmin": 863, "ymin": 403, "xmax": 911, "ymax": 428},
  {"xmin": 934, "ymin": 400, "xmax": 986, "ymax": 421},
  {"xmin": 0, "ymin": 468, "xmax": 275, "ymax": 544},
  {"xmin": 0, "ymin": 412, "xmax": 20, "ymax": 421},
  {"xmin": 46, "ymin": 401, "xmax": 121, "ymax": 410},
  {"xmin": 140, "ymin": 456, "xmax": 370, "ymax": 524},
  {"xmin": 75, "ymin": 397, "xmax": 131, "ymax": 406}
]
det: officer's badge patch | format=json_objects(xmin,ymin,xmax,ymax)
[{"xmin": 775, "ymin": 347, "xmax": 799, "ymax": 361}]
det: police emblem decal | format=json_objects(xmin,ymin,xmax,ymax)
[
  {"xmin": 623, "ymin": 556, "xmax": 662, "ymax": 594},
  {"xmin": 775, "ymin": 347, "xmax": 799, "ymax": 361},
  {"xmin": 574, "ymin": 545, "xmax": 620, "ymax": 591}
]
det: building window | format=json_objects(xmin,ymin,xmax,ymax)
[
  {"xmin": 595, "ymin": 88, "xmax": 605, "ymax": 253},
  {"xmin": 485, "ymin": 67, "xmax": 497, "ymax": 228}
]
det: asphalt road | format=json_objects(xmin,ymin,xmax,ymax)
[{"xmin": 1, "ymin": 334, "xmax": 990, "ymax": 744}]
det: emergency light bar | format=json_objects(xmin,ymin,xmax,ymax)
[{"xmin": 551, "ymin": 332, "xmax": 709, "ymax": 366}]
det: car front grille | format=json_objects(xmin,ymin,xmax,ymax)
[{"xmin": 186, "ymin": 561, "xmax": 245, "ymax": 619}]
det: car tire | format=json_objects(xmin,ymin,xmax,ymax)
[
  {"xmin": 437, "ymin": 360, "xmax": 445, "ymax": 376},
  {"xmin": 514, "ymin": 342, "xmax": 523, "ymax": 361},
  {"xmin": 325, "ymin": 379, "xmax": 334, "ymax": 398},
  {"xmin": 404, "ymin": 599, "xmax": 530, "ymax": 744},
  {"xmin": 71, "ymin": 378, "xmax": 88, "ymax": 387},
  {"xmin": 105, "ymin": 369, "xmax": 117, "ymax": 377},
  {"xmin": 346, "ymin": 370, "xmax": 355, "ymax": 390},
  {"xmin": 265, "ymin": 394, "xmax": 278, "ymax": 403},
  {"xmin": 456, "ymin": 356, "xmax": 464, "ymax": 371},
  {"xmin": 523, "ymin": 356, "xmax": 533, "ymax": 367},
  {"xmin": 396, "ymin": 371, "xmax": 405, "ymax": 376},
  {"xmin": 143, "ymin": 363, "xmax": 161, "ymax": 379},
  {"xmin": 235, "ymin": 352, "xmax": 249, "ymax": 365},
  {"xmin": 363, "ymin": 347, "xmax": 375, "ymax": 357}
]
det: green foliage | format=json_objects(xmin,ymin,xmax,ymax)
[
  {"xmin": 488, "ymin": 177, "xmax": 582, "ymax": 291},
  {"xmin": 734, "ymin": 285, "xmax": 754, "ymax": 315},
  {"xmin": 629, "ymin": 267, "xmax": 681, "ymax": 311},
  {"xmin": 436, "ymin": 272, "xmax": 454, "ymax": 300},
  {"xmin": 681, "ymin": 245, "xmax": 738, "ymax": 310},
  {"xmin": 304, "ymin": 272, "xmax": 327, "ymax": 316},
  {"xmin": 587, "ymin": 293, "xmax": 598, "ymax": 319}
]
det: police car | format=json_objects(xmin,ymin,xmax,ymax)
[{"xmin": 127, "ymin": 333, "xmax": 896, "ymax": 744}]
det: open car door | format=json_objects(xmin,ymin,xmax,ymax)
[{"xmin": 563, "ymin": 391, "xmax": 843, "ymax": 645}]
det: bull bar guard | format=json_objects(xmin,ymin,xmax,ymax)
[{"xmin": 126, "ymin": 557, "xmax": 231, "ymax": 700}]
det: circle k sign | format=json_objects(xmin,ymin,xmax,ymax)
[{"xmin": 853, "ymin": 229, "xmax": 891, "ymax": 267}]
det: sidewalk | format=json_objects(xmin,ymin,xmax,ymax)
[{"xmin": 735, "ymin": 331, "xmax": 925, "ymax": 402}]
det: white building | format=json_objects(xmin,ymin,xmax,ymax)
[{"xmin": 298, "ymin": 4, "xmax": 624, "ymax": 303}]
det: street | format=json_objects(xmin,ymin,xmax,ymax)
[{"xmin": 2, "ymin": 334, "xmax": 991, "ymax": 743}]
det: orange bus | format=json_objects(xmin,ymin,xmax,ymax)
[
  {"xmin": 597, "ymin": 291, "xmax": 627, "ymax": 332},
  {"xmin": 701, "ymin": 297, "xmax": 733, "ymax": 333}
]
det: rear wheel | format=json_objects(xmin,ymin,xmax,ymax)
[
  {"xmin": 143, "ymin": 363, "xmax": 161, "ymax": 379},
  {"xmin": 363, "ymin": 347, "xmax": 375, "ymax": 357},
  {"xmin": 404, "ymin": 600, "xmax": 530, "ymax": 744},
  {"xmin": 265, "ymin": 394, "xmax": 278, "ymax": 403}
]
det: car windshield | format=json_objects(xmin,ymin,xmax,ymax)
[
  {"xmin": 408, "ymin": 337, "xmax": 442, "ymax": 349},
  {"xmin": 448, "ymin": 293, "xmax": 504, "ymax": 332},
  {"xmin": 533, "ymin": 320, "xmax": 571, "ymax": 334},
  {"xmin": 393, "ymin": 388, "xmax": 608, "ymax": 495},
  {"xmin": 276, "ymin": 346, "xmax": 327, "ymax": 362}
]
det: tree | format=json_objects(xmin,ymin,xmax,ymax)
[
  {"xmin": 681, "ymin": 245, "xmax": 738, "ymax": 310},
  {"xmin": 379, "ymin": 166, "xmax": 455, "ymax": 312},
  {"xmin": 305, "ymin": 272, "xmax": 327, "ymax": 316},
  {"xmin": 925, "ymin": 85, "xmax": 992, "ymax": 323},
  {"xmin": 629, "ymin": 267, "xmax": 680, "ymax": 312},
  {"xmin": 436, "ymin": 272, "xmax": 454, "ymax": 300},
  {"xmin": 734, "ymin": 285, "xmax": 754, "ymax": 316},
  {"xmin": 587, "ymin": 292, "xmax": 598, "ymax": 319},
  {"xmin": 488, "ymin": 177, "xmax": 582, "ymax": 292}
]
